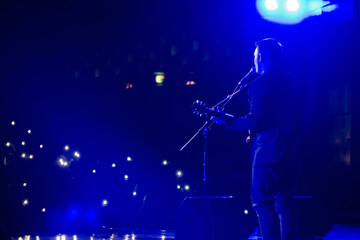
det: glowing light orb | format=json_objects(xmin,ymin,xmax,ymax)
[
  {"xmin": 185, "ymin": 81, "xmax": 196, "ymax": 86},
  {"xmin": 126, "ymin": 83, "xmax": 133, "ymax": 89},
  {"xmin": 11, "ymin": 121, "xmax": 15, "ymax": 126},
  {"xmin": 244, "ymin": 209, "xmax": 249, "ymax": 214},
  {"xmin": 176, "ymin": 170, "xmax": 183, "ymax": 178},
  {"xmin": 154, "ymin": 72, "xmax": 165, "ymax": 86},
  {"xmin": 21, "ymin": 153, "xmax": 26, "ymax": 158},
  {"xmin": 92, "ymin": 169, "xmax": 96, "ymax": 173},
  {"xmin": 162, "ymin": 160, "xmax": 168, "ymax": 166},
  {"xmin": 21, "ymin": 141, "xmax": 26, "ymax": 146},
  {"xmin": 127, "ymin": 156, "xmax": 132, "ymax": 162},
  {"xmin": 23, "ymin": 182, "xmax": 27, "ymax": 187},
  {"xmin": 161, "ymin": 236, "xmax": 166, "ymax": 240},
  {"xmin": 286, "ymin": 0, "xmax": 300, "ymax": 12},
  {"xmin": 73, "ymin": 235, "xmax": 77, "ymax": 240},
  {"xmin": 102, "ymin": 199, "xmax": 108, "ymax": 207},
  {"xmin": 177, "ymin": 185, "xmax": 181, "ymax": 189},
  {"xmin": 22, "ymin": 199, "xmax": 29, "ymax": 206},
  {"xmin": 42, "ymin": 208, "xmax": 46, "ymax": 212},
  {"xmin": 133, "ymin": 191, "xmax": 137, "ymax": 196},
  {"xmin": 265, "ymin": 0, "xmax": 278, "ymax": 10},
  {"xmin": 184, "ymin": 185, "xmax": 190, "ymax": 191},
  {"xmin": 74, "ymin": 151, "xmax": 80, "ymax": 158},
  {"xmin": 29, "ymin": 154, "xmax": 34, "ymax": 159},
  {"xmin": 5, "ymin": 142, "xmax": 11, "ymax": 147},
  {"xmin": 64, "ymin": 145, "xmax": 70, "ymax": 151},
  {"xmin": 40, "ymin": 144, "xmax": 44, "ymax": 148},
  {"xmin": 124, "ymin": 175, "xmax": 129, "ymax": 180},
  {"xmin": 28, "ymin": 129, "xmax": 32, "ymax": 134},
  {"xmin": 112, "ymin": 163, "xmax": 116, "ymax": 168}
]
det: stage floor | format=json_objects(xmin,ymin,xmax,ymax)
[{"xmin": 11, "ymin": 225, "xmax": 360, "ymax": 240}]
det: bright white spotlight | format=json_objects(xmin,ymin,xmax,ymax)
[
  {"xmin": 92, "ymin": 169, "xmax": 96, "ymax": 173},
  {"xmin": 177, "ymin": 185, "xmax": 181, "ymax": 189},
  {"xmin": 74, "ymin": 151, "xmax": 80, "ymax": 158},
  {"xmin": 11, "ymin": 121, "xmax": 15, "ymax": 126},
  {"xmin": 21, "ymin": 141, "xmax": 26, "ymax": 146},
  {"xmin": 112, "ymin": 163, "xmax": 116, "ymax": 168},
  {"xmin": 265, "ymin": 0, "xmax": 278, "ymax": 10},
  {"xmin": 22, "ymin": 199, "xmax": 29, "ymax": 206},
  {"xmin": 286, "ymin": 0, "xmax": 300, "ymax": 12},
  {"xmin": 29, "ymin": 154, "xmax": 34, "ymax": 159},
  {"xmin": 63, "ymin": 161, "xmax": 68, "ymax": 166},
  {"xmin": 5, "ymin": 142, "xmax": 11, "ymax": 147},
  {"xmin": 124, "ymin": 175, "xmax": 129, "ymax": 181},
  {"xmin": 244, "ymin": 209, "xmax": 249, "ymax": 215},
  {"xmin": 28, "ymin": 129, "xmax": 31, "ymax": 134},
  {"xmin": 161, "ymin": 236, "xmax": 166, "ymax": 240},
  {"xmin": 21, "ymin": 153, "xmax": 26, "ymax": 158},
  {"xmin": 184, "ymin": 185, "xmax": 190, "ymax": 191},
  {"xmin": 61, "ymin": 235, "xmax": 66, "ymax": 240},
  {"xmin": 133, "ymin": 191, "xmax": 137, "ymax": 196},
  {"xmin": 162, "ymin": 160, "xmax": 168, "ymax": 166},
  {"xmin": 64, "ymin": 145, "xmax": 70, "ymax": 151},
  {"xmin": 131, "ymin": 234, "xmax": 136, "ymax": 240},
  {"xmin": 42, "ymin": 208, "xmax": 46, "ymax": 212},
  {"xmin": 73, "ymin": 235, "xmax": 77, "ymax": 240},
  {"xmin": 23, "ymin": 182, "xmax": 27, "ymax": 187},
  {"xmin": 40, "ymin": 144, "xmax": 44, "ymax": 149},
  {"xmin": 176, "ymin": 170, "xmax": 183, "ymax": 178},
  {"xmin": 127, "ymin": 156, "xmax": 132, "ymax": 162},
  {"xmin": 102, "ymin": 199, "xmax": 108, "ymax": 207}
]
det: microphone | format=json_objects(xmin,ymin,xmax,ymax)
[{"xmin": 238, "ymin": 67, "xmax": 257, "ymax": 87}]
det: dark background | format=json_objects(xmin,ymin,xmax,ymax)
[{"xmin": 0, "ymin": 0, "xmax": 359, "ymax": 235}]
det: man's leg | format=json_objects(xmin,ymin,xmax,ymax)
[
  {"xmin": 251, "ymin": 166, "xmax": 280, "ymax": 240},
  {"xmin": 274, "ymin": 162, "xmax": 299, "ymax": 240}
]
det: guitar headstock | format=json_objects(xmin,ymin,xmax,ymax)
[{"xmin": 192, "ymin": 100, "xmax": 211, "ymax": 118}]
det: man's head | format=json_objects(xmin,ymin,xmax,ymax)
[{"xmin": 254, "ymin": 38, "xmax": 283, "ymax": 74}]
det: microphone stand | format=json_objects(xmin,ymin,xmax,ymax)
[{"xmin": 180, "ymin": 77, "xmax": 252, "ymax": 240}]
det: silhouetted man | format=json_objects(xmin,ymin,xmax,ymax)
[{"xmin": 214, "ymin": 38, "xmax": 300, "ymax": 240}]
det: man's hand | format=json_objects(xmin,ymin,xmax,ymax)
[{"xmin": 211, "ymin": 106, "xmax": 233, "ymax": 125}]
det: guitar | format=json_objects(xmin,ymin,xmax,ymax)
[
  {"xmin": 192, "ymin": 100, "xmax": 252, "ymax": 143},
  {"xmin": 191, "ymin": 100, "xmax": 234, "ymax": 122}
]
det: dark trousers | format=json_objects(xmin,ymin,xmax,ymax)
[{"xmin": 251, "ymin": 161, "xmax": 299, "ymax": 240}]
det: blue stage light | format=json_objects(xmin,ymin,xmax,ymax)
[
  {"xmin": 286, "ymin": 0, "xmax": 300, "ymax": 12},
  {"xmin": 256, "ymin": 0, "xmax": 330, "ymax": 24},
  {"xmin": 265, "ymin": 0, "xmax": 279, "ymax": 10}
]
